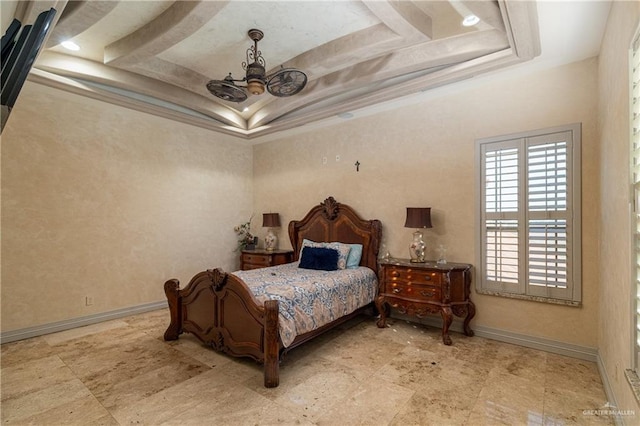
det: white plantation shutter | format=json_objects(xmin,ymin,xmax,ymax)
[
  {"xmin": 630, "ymin": 28, "xmax": 640, "ymax": 369},
  {"xmin": 477, "ymin": 124, "xmax": 581, "ymax": 303},
  {"xmin": 481, "ymin": 142, "xmax": 525, "ymax": 294},
  {"xmin": 526, "ymin": 133, "xmax": 575, "ymax": 300}
]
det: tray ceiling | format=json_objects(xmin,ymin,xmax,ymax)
[{"xmin": 5, "ymin": 1, "xmax": 541, "ymax": 139}]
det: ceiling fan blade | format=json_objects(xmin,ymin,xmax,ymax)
[
  {"xmin": 267, "ymin": 68, "xmax": 307, "ymax": 97},
  {"xmin": 206, "ymin": 79, "xmax": 247, "ymax": 103}
]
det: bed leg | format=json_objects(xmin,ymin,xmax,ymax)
[
  {"xmin": 163, "ymin": 279, "xmax": 182, "ymax": 341},
  {"xmin": 264, "ymin": 299, "xmax": 280, "ymax": 388}
]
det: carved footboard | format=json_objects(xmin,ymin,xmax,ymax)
[{"xmin": 163, "ymin": 268, "xmax": 281, "ymax": 387}]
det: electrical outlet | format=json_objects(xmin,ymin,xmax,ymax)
[
  {"xmin": 335, "ymin": 155, "xmax": 340, "ymax": 162},
  {"xmin": 85, "ymin": 296, "xmax": 94, "ymax": 306},
  {"xmin": 322, "ymin": 156, "xmax": 327, "ymax": 165}
]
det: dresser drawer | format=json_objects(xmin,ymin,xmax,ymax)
[
  {"xmin": 385, "ymin": 267, "xmax": 442, "ymax": 285},
  {"xmin": 387, "ymin": 282, "xmax": 441, "ymax": 302},
  {"xmin": 242, "ymin": 254, "xmax": 271, "ymax": 266}
]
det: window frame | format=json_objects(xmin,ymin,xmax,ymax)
[
  {"xmin": 475, "ymin": 123, "xmax": 582, "ymax": 305},
  {"xmin": 629, "ymin": 22, "xmax": 640, "ymax": 374}
]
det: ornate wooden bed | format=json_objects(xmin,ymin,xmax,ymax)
[{"xmin": 163, "ymin": 197, "xmax": 382, "ymax": 388}]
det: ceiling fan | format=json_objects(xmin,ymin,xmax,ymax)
[{"xmin": 206, "ymin": 29, "xmax": 308, "ymax": 103}]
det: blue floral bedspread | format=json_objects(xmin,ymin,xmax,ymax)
[{"xmin": 232, "ymin": 262, "xmax": 378, "ymax": 347}]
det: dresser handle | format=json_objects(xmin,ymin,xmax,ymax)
[
  {"xmin": 391, "ymin": 271, "xmax": 400, "ymax": 278},
  {"xmin": 420, "ymin": 289, "xmax": 436, "ymax": 297},
  {"xmin": 392, "ymin": 288, "xmax": 401, "ymax": 294}
]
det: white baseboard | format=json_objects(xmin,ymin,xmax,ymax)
[
  {"xmin": 0, "ymin": 301, "xmax": 167, "ymax": 344},
  {"xmin": 596, "ymin": 352, "xmax": 626, "ymax": 426},
  {"xmin": 392, "ymin": 313, "xmax": 598, "ymax": 362}
]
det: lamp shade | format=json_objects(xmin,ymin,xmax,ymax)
[
  {"xmin": 404, "ymin": 207, "xmax": 432, "ymax": 229},
  {"xmin": 262, "ymin": 213, "xmax": 281, "ymax": 228}
]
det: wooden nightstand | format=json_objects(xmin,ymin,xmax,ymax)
[
  {"xmin": 375, "ymin": 258, "xmax": 475, "ymax": 345},
  {"xmin": 240, "ymin": 249, "xmax": 293, "ymax": 271}
]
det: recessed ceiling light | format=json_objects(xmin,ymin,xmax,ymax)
[
  {"xmin": 61, "ymin": 40, "xmax": 80, "ymax": 51},
  {"xmin": 243, "ymin": 107, "xmax": 249, "ymax": 112},
  {"xmin": 462, "ymin": 15, "xmax": 480, "ymax": 27}
]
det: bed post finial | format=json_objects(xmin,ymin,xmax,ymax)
[{"xmin": 321, "ymin": 196, "xmax": 339, "ymax": 220}]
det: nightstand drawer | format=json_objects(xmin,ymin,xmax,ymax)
[
  {"xmin": 385, "ymin": 267, "xmax": 442, "ymax": 285},
  {"xmin": 242, "ymin": 254, "xmax": 271, "ymax": 266},
  {"xmin": 387, "ymin": 282, "xmax": 441, "ymax": 302},
  {"xmin": 240, "ymin": 249, "xmax": 293, "ymax": 271}
]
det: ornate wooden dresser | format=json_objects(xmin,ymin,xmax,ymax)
[{"xmin": 376, "ymin": 258, "xmax": 475, "ymax": 345}]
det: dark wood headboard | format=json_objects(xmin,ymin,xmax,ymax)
[{"xmin": 288, "ymin": 197, "xmax": 382, "ymax": 273}]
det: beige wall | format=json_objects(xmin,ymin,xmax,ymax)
[
  {"xmin": 598, "ymin": 1, "xmax": 640, "ymax": 414},
  {"xmin": 1, "ymin": 82, "xmax": 252, "ymax": 332},
  {"xmin": 254, "ymin": 57, "xmax": 600, "ymax": 348}
]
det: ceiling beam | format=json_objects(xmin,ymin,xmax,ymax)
[
  {"xmin": 104, "ymin": 1, "xmax": 228, "ymax": 68},
  {"xmin": 284, "ymin": 24, "xmax": 403, "ymax": 78},
  {"xmin": 362, "ymin": 0, "xmax": 432, "ymax": 41},
  {"xmin": 499, "ymin": 0, "xmax": 541, "ymax": 59},
  {"xmin": 46, "ymin": 1, "xmax": 118, "ymax": 48}
]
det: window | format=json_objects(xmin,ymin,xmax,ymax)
[{"xmin": 476, "ymin": 124, "xmax": 582, "ymax": 304}]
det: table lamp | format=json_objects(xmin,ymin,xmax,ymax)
[
  {"xmin": 262, "ymin": 213, "xmax": 281, "ymax": 251},
  {"xmin": 404, "ymin": 207, "xmax": 432, "ymax": 263}
]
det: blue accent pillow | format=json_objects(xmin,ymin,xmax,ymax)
[
  {"xmin": 299, "ymin": 247, "xmax": 339, "ymax": 271},
  {"xmin": 346, "ymin": 244, "xmax": 363, "ymax": 269}
]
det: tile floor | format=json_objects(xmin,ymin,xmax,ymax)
[{"xmin": 1, "ymin": 309, "xmax": 617, "ymax": 425}]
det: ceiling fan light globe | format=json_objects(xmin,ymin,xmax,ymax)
[{"xmin": 247, "ymin": 80, "xmax": 265, "ymax": 95}]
